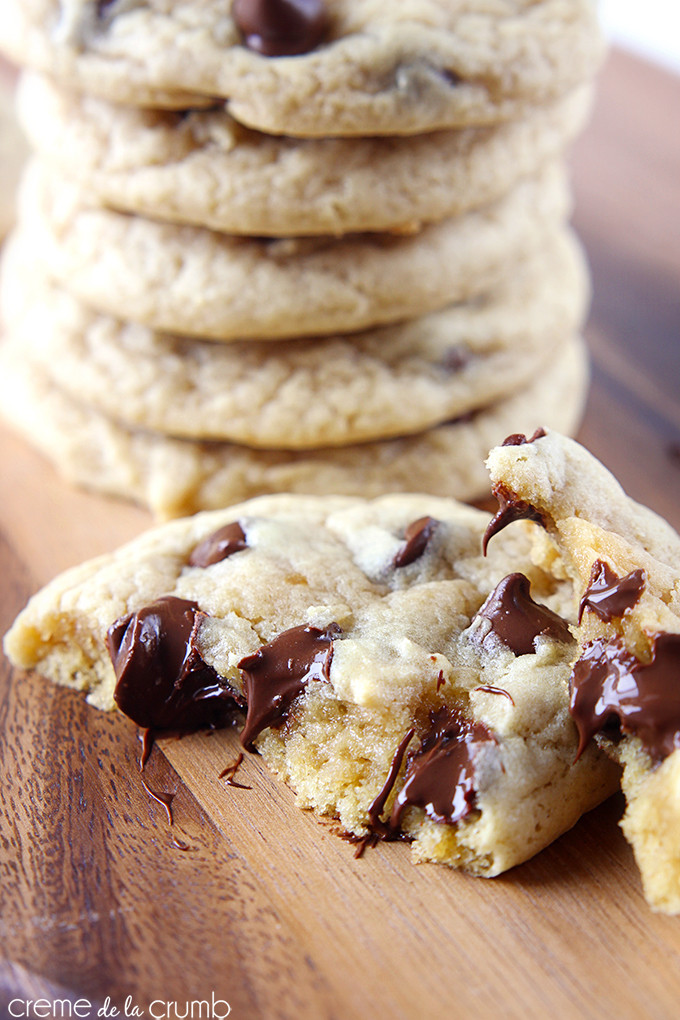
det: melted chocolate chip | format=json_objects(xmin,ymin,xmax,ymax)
[
  {"xmin": 474, "ymin": 573, "xmax": 573, "ymax": 656},
  {"xmin": 238, "ymin": 623, "xmax": 340, "ymax": 748},
  {"xmin": 107, "ymin": 596, "xmax": 242, "ymax": 732},
  {"xmin": 233, "ymin": 0, "xmax": 328, "ymax": 57},
  {"xmin": 367, "ymin": 729, "xmax": 415, "ymax": 837},
  {"xmin": 394, "ymin": 517, "xmax": 439, "ymax": 568},
  {"xmin": 501, "ymin": 428, "xmax": 547, "ymax": 447},
  {"xmin": 570, "ymin": 633, "xmax": 680, "ymax": 762},
  {"xmin": 189, "ymin": 521, "xmax": 248, "ymax": 567},
  {"xmin": 390, "ymin": 707, "xmax": 495, "ymax": 828},
  {"xmin": 482, "ymin": 483, "xmax": 546, "ymax": 555},
  {"xmin": 578, "ymin": 560, "xmax": 646, "ymax": 624},
  {"xmin": 96, "ymin": 0, "xmax": 117, "ymax": 16}
]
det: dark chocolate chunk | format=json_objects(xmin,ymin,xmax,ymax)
[
  {"xmin": 501, "ymin": 428, "xmax": 547, "ymax": 447},
  {"xmin": 578, "ymin": 559, "xmax": 646, "ymax": 624},
  {"xmin": 107, "ymin": 596, "xmax": 242, "ymax": 732},
  {"xmin": 570, "ymin": 633, "xmax": 680, "ymax": 762},
  {"xmin": 482, "ymin": 483, "xmax": 546, "ymax": 555},
  {"xmin": 394, "ymin": 516, "xmax": 439, "ymax": 568},
  {"xmin": 238, "ymin": 623, "xmax": 340, "ymax": 748},
  {"xmin": 367, "ymin": 729, "xmax": 415, "ymax": 837},
  {"xmin": 474, "ymin": 573, "xmax": 573, "ymax": 656},
  {"xmin": 390, "ymin": 707, "xmax": 495, "ymax": 828},
  {"xmin": 233, "ymin": 0, "xmax": 328, "ymax": 56},
  {"xmin": 189, "ymin": 521, "xmax": 248, "ymax": 567},
  {"xmin": 96, "ymin": 0, "xmax": 117, "ymax": 16}
]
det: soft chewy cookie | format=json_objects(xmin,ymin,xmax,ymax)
[
  {"xmin": 0, "ymin": 1, "xmax": 605, "ymax": 135},
  {"xmin": 1, "ymin": 229, "xmax": 589, "ymax": 448},
  {"xmin": 3, "ymin": 488, "xmax": 618, "ymax": 876},
  {"xmin": 17, "ymin": 72, "xmax": 592, "ymax": 236},
  {"xmin": 19, "ymin": 159, "xmax": 571, "ymax": 342},
  {"xmin": 18, "ymin": 157, "xmax": 571, "ymax": 342},
  {"xmin": 0, "ymin": 335, "xmax": 588, "ymax": 517},
  {"xmin": 484, "ymin": 430, "xmax": 680, "ymax": 913}
]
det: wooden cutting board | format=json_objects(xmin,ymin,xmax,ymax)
[{"xmin": 2, "ymin": 49, "xmax": 680, "ymax": 1019}]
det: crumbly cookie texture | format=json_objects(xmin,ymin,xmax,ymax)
[
  {"xmin": 0, "ymin": 335, "xmax": 588, "ymax": 517},
  {"xmin": 1, "ymin": 229, "xmax": 588, "ymax": 448},
  {"xmin": 4, "ymin": 489, "xmax": 618, "ymax": 877},
  {"xmin": 17, "ymin": 72, "xmax": 592, "ymax": 237},
  {"xmin": 486, "ymin": 430, "xmax": 680, "ymax": 912},
  {"xmin": 19, "ymin": 158, "xmax": 571, "ymax": 342},
  {"xmin": 0, "ymin": 1, "xmax": 605, "ymax": 135}
]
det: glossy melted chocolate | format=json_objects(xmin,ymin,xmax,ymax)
[
  {"xmin": 393, "ymin": 516, "xmax": 439, "ymax": 568},
  {"xmin": 107, "ymin": 596, "xmax": 242, "ymax": 732},
  {"xmin": 475, "ymin": 573, "xmax": 573, "ymax": 656},
  {"xmin": 390, "ymin": 707, "xmax": 495, "ymax": 828},
  {"xmin": 482, "ymin": 484, "xmax": 546, "ymax": 555},
  {"xmin": 570, "ymin": 633, "xmax": 680, "ymax": 762},
  {"xmin": 578, "ymin": 559, "xmax": 646, "ymax": 623},
  {"xmin": 238, "ymin": 623, "xmax": 340, "ymax": 748},
  {"xmin": 189, "ymin": 521, "xmax": 248, "ymax": 567},
  {"xmin": 233, "ymin": 0, "xmax": 328, "ymax": 56}
]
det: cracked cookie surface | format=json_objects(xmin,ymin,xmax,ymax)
[{"xmin": 1, "ymin": 1, "xmax": 604, "ymax": 135}]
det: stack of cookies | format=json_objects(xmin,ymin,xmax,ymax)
[{"xmin": 0, "ymin": 0, "xmax": 605, "ymax": 518}]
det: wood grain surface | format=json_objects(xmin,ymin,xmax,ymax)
[{"xmin": 1, "ymin": 49, "xmax": 680, "ymax": 1020}]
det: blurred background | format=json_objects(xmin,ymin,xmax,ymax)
[{"xmin": 601, "ymin": 0, "xmax": 680, "ymax": 72}]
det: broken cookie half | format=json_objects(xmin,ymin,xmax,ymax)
[
  {"xmin": 5, "ymin": 481, "xmax": 621, "ymax": 880},
  {"xmin": 486, "ymin": 429, "xmax": 680, "ymax": 913}
]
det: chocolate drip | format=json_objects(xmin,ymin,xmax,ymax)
[
  {"xmin": 390, "ymin": 707, "xmax": 495, "ymax": 828},
  {"xmin": 578, "ymin": 560, "xmax": 646, "ymax": 623},
  {"xmin": 570, "ymin": 633, "xmax": 680, "ymax": 762},
  {"xmin": 367, "ymin": 729, "xmax": 415, "ymax": 837},
  {"xmin": 189, "ymin": 521, "xmax": 248, "ymax": 567},
  {"xmin": 501, "ymin": 428, "xmax": 547, "ymax": 447},
  {"xmin": 233, "ymin": 0, "xmax": 328, "ymax": 56},
  {"xmin": 394, "ymin": 516, "xmax": 439, "ymax": 568},
  {"xmin": 107, "ymin": 596, "xmax": 242, "ymax": 732},
  {"xmin": 238, "ymin": 623, "xmax": 340, "ymax": 749},
  {"xmin": 474, "ymin": 573, "xmax": 573, "ymax": 656},
  {"xmin": 482, "ymin": 483, "xmax": 546, "ymax": 555}
]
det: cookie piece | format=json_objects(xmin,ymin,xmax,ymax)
[
  {"xmin": 485, "ymin": 430, "xmax": 680, "ymax": 913},
  {"xmin": 0, "ymin": 335, "xmax": 588, "ymax": 517},
  {"xmin": 1, "ymin": 228, "xmax": 589, "ymax": 447},
  {"xmin": 3, "ymin": 488, "xmax": 618, "ymax": 876},
  {"xmin": 0, "ymin": 1, "xmax": 605, "ymax": 135},
  {"xmin": 18, "ymin": 158, "xmax": 571, "ymax": 342},
  {"xmin": 17, "ymin": 72, "xmax": 592, "ymax": 236}
]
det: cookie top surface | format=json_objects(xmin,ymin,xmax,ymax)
[
  {"xmin": 18, "ymin": 72, "xmax": 591, "ymax": 236},
  {"xmin": 2, "ymin": 1, "xmax": 605, "ymax": 135}
]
